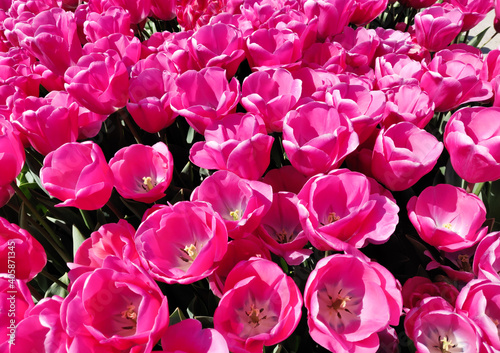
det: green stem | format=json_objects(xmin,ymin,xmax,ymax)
[
  {"xmin": 473, "ymin": 182, "xmax": 485, "ymax": 196},
  {"xmin": 11, "ymin": 182, "xmax": 70, "ymax": 263},
  {"xmin": 120, "ymin": 111, "xmax": 143, "ymax": 145}
]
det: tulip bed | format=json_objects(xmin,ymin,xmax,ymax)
[{"xmin": 2, "ymin": 0, "xmax": 500, "ymax": 352}]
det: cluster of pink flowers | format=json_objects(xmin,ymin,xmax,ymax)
[{"xmin": 2, "ymin": 0, "xmax": 500, "ymax": 351}]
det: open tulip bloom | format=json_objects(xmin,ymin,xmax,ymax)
[{"xmin": 6, "ymin": 0, "xmax": 500, "ymax": 352}]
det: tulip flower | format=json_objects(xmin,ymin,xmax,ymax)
[
  {"xmin": 109, "ymin": 142, "xmax": 174, "ymax": 203},
  {"xmin": 40, "ymin": 141, "xmax": 114, "ymax": 210},
  {"xmin": 214, "ymin": 258, "xmax": 303, "ymax": 353},
  {"xmin": 407, "ymin": 184, "xmax": 488, "ymax": 252},
  {"xmin": 304, "ymin": 253, "xmax": 402, "ymax": 353},
  {"xmin": 0, "ymin": 217, "xmax": 46, "ymax": 281},
  {"xmin": 0, "ymin": 118, "xmax": 25, "ymax": 187},
  {"xmin": 135, "ymin": 201, "xmax": 228, "ymax": 284},
  {"xmin": 444, "ymin": 106, "xmax": 500, "ymax": 183},
  {"xmin": 371, "ymin": 122, "xmax": 443, "ymax": 191},
  {"xmin": 189, "ymin": 113, "xmax": 274, "ymax": 180}
]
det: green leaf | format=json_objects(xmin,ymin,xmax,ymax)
[
  {"xmin": 72, "ymin": 225, "xmax": 86, "ymax": 259},
  {"xmin": 44, "ymin": 273, "xmax": 69, "ymax": 298},
  {"xmin": 169, "ymin": 307, "xmax": 187, "ymax": 326},
  {"xmin": 186, "ymin": 126, "xmax": 195, "ymax": 144},
  {"xmin": 468, "ymin": 27, "xmax": 489, "ymax": 48}
]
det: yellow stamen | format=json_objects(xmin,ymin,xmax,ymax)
[
  {"xmin": 230, "ymin": 209, "xmax": 241, "ymax": 221},
  {"xmin": 142, "ymin": 176, "xmax": 155, "ymax": 191},
  {"xmin": 443, "ymin": 223, "xmax": 453, "ymax": 230},
  {"xmin": 437, "ymin": 335, "xmax": 456, "ymax": 353},
  {"xmin": 183, "ymin": 244, "xmax": 198, "ymax": 261}
]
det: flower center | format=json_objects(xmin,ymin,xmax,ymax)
[
  {"xmin": 142, "ymin": 176, "xmax": 156, "ymax": 191},
  {"xmin": 276, "ymin": 229, "xmax": 289, "ymax": 244},
  {"xmin": 443, "ymin": 223, "xmax": 453, "ymax": 230},
  {"xmin": 180, "ymin": 243, "xmax": 198, "ymax": 262},
  {"xmin": 245, "ymin": 304, "xmax": 267, "ymax": 328},
  {"xmin": 120, "ymin": 303, "xmax": 137, "ymax": 330},
  {"xmin": 435, "ymin": 335, "xmax": 459, "ymax": 353},
  {"xmin": 328, "ymin": 212, "xmax": 341, "ymax": 224},
  {"xmin": 230, "ymin": 209, "xmax": 241, "ymax": 221},
  {"xmin": 327, "ymin": 289, "xmax": 352, "ymax": 319}
]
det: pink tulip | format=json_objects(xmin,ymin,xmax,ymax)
[
  {"xmin": 456, "ymin": 279, "xmax": 500, "ymax": 350},
  {"xmin": 187, "ymin": 22, "xmax": 245, "ymax": 78},
  {"xmin": 407, "ymin": 184, "xmax": 488, "ymax": 252},
  {"xmin": 82, "ymin": 33, "xmax": 141, "ymax": 70},
  {"xmin": 83, "ymin": 6, "xmax": 133, "ymax": 43},
  {"xmin": 350, "ymin": 0, "xmax": 388, "ymax": 25},
  {"xmin": 263, "ymin": 9, "xmax": 318, "ymax": 50},
  {"xmin": 176, "ymin": 0, "xmax": 226, "ymax": 30},
  {"xmin": 160, "ymin": 319, "xmax": 229, "ymax": 352},
  {"xmin": 374, "ymin": 53, "xmax": 424, "ymax": 90},
  {"xmin": 208, "ymin": 235, "xmax": 271, "ymax": 297},
  {"xmin": 304, "ymin": 253, "xmax": 402, "ymax": 353},
  {"xmin": 254, "ymin": 191, "xmax": 312, "ymax": 265},
  {"xmin": 40, "ymin": 141, "xmax": 114, "ymax": 210},
  {"xmin": 0, "ymin": 118, "xmax": 25, "ymax": 187},
  {"xmin": 135, "ymin": 200, "xmax": 228, "ymax": 284},
  {"xmin": 405, "ymin": 297, "xmax": 486, "ymax": 353},
  {"xmin": 71, "ymin": 219, "xmax": 139, "ymax": 274},
  {"xmin": 382, "ymin": 84, "xmax": 434, "ymax": 128},
  {"xmin": 11, "ymin": 94, "xmax": 79, "ymax": 155},
  {"xmin": 161, "ymin": 30, "xmax": 200, "ymax": 73},
  {"xmin": 109, "ymin": 142, "xmax": 174, "ymax": 203},
  {"xmin": 6, "ymin": 296, "xmax": 68, "ymax": 353},
  {"xmin": 189, "ymin": 113, "xmax": 274, "ymax": 180},
  {"xmin": 64, "ymin": 50, "xmax": 129, "ymax": 116},
  {"xmin": 241, "ymin": 68, "xmax": 302, "ymax": 133},
  {"xmin": 0, "ymin": 184, "xmax": 14, "ymax": 208},
  {"xmin": 301, "ymin": 41, "xmax": 347, "ymax": 74},
  {"xmin": 473, "ymin": 231, "xmax": 500, "ymax": 281},
  {"xmin": 298, "ymin": 169, "xmax": 399, "ymax": 250},
  {"xmin": 190, "ymin": 170, "xmax": 273, "ymax": 238},
  {"xmin": 303, "ymin": 0, "xmax": 356, "ymax": 40},
  {"xmin": 245, "ymin": 27, "xmax": 302, "ymax": 70},
  {"xmin": 46, "ymin": 90, "xmax": 108, "ymax": 139},
  {"xmin": 214, "ymin": 257, "xmax": 302, "ymax": 353},
  {"xmin": 371, "ymin": 122, "xmax": 443, "ymax": 191},
  {"xmin": 420, "ymin": 45, "xmax": 492, "ymax": 112},
  {"xmin": 150, "ymin": 0, "xmax": 176, "ymax": 20},
  {"xmin": 282, "ymin": 101, "xmax": 359, "ymax": 176},
  {"xmin": 321, "ymin": 81, "xmax": 386, "ymax": 144},
  {"xmin": 99, "ymin": 0, "xmax": 152, "ymax": 24},
  {"xmin": 0, "ymin": 275, "xmax": 34, "ymax": 344},
  {"xmin": 127, "ymin": 58, "xmax": 178, "ymax": 133},
  {"xmin": 333, "ymin": 26, "xmax": 380, "ymax": 68},
  {"xmin": 62, "ymin": 257, "xmax": 169, "ymax": 352},
  {"xmin": 261, "ymin": 165, "xmax": 308, "ymax": 194},
  {"xmin": 445, "ymin": 0, "xmax": 494, "ymax": 31},
  {"xmin": 374, "ymin": 28, "xmax": 414, "ymax": 57},
  {"xmin": 14, "ymin": 8, "xmax": 82, "ymax": 76},
  {"xmin": 170, "ymin": 67, "xmax": 241, "ymax": 134},
  {"xmin": 444, "ymin": 106, "xmax": 500, "ymax": 183},
  {"xmin": 401, "ymin": 276, "xmax": 459, "ymax": 310},
  {"xmin": 0, "ymin": 217, "xmax": 46, "ymax": 281},
  {"xmin": 414, "ymin": 4, "xmax": 464, "ymax": 52}
]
